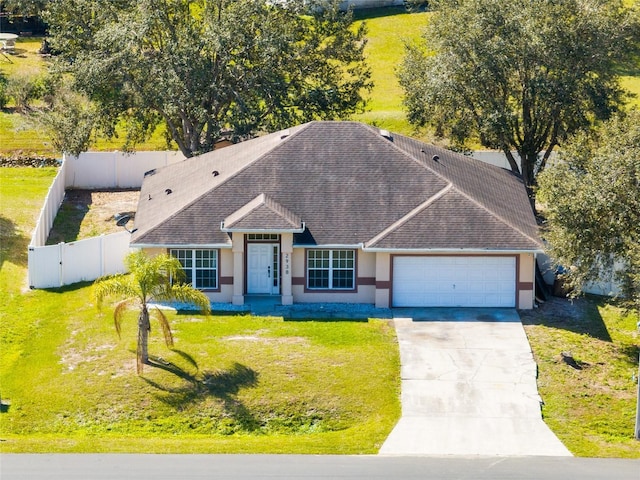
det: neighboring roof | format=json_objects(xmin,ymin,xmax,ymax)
[{"xmin": 131, "ymin": 121, "xmax": 541, "ymax": 251}]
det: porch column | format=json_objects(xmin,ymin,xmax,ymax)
[
  {"xmin": 232, "ymin": 233, "xmax": 245, "ymax": 305},
  {"xmin": 281, "ymin": 233, "xmax": 293, "ymax": 305}
]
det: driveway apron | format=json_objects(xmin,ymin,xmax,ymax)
[{"xmin": 380, "ymin": 308, "xmax": 572, "ymax": 456}]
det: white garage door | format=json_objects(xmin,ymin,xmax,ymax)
[{"xmin": 393, "ymin": 256, "xmax": 516, "ymax": 307}]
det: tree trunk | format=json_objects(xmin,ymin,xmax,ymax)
[
  {"xmin": 517, "ymin": 150, "xmax": 539, "ymax": 214},
  {"xmin": 137, "ymin": 306, "xmax": 151, "ymax": 375}
]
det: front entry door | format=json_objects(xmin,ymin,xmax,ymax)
[{"xmin": 247, "ymin": 243, "xmax": 279, "ymax": 294}]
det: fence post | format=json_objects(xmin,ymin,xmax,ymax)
[
  {"xmin": 100, "ymin": 235, "xmax": 105, "ymax": 278},
  {"xmin": 58, "ymin": 242, "xmax": 64, "ymax": 288}
]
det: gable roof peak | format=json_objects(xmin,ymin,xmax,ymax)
[{"xmin": 221, "ymin": 193, "xmax": 304, "ymax": 233}]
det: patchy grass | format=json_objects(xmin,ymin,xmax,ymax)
[
  {"xmin": 0, "ymin": 167, "xmax": 400, "ymax": 453},
  {"xmin": 1, "ymin": 300, "xmax": 400, "ymax": 453},
  {"xmin": 520, "ymin": 297, "xmax": 640, "ymax": 458}
]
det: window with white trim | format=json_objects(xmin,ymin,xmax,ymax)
[
  {"xmin": 170, "ymin": 249, "xmax": 218, "ymax": 289},
  {"xmin": 307, "ymin": 249, "xmax": 355, "ymax": 290},
  {"xmin": 247, "ymin": 233, "xmax": 280, "ymax": 241}
]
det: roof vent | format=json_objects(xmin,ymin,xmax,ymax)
[
  {"xmin": 144, "ymin": 168, "xmax": 156, "ymax": 177},
  {"xmin": 165, "ymin": 188, "xmax": 172, "ymax": 195},
  {"xmin": 432, "ymin": 155, "xmax": 440, "ymax": 162},
  {"xmin": 280, "ymin": 129, "xmax": 290, "ymax": 140},
  {"xmin": 379, "ymin": 129, "xmax": 393, "ymax": 141},
  {"xmin": 212, "ymin": 170, "xmax": 219, "ymax": 177}
]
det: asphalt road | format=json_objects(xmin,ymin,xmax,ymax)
[{"xmin": 2, "ymin": 455, "xmax": 640, "ymax": 480}]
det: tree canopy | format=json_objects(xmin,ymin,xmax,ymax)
[
  {"xmin": 398, "ymin": 0, "xmax": 639, "ymax": 203},
  {"xmin": 537, "ymin": 110, "xmax": 640, "ymax": 313},
  {"xmin": 43, "ymin": 0, "xmax": 371, "ymax": 157},
  {"xmin": 1, "ymin": 0, "xmax": 48, "ymax": 18}
]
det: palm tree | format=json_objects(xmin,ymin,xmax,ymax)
[{"xmin": 93, "ymin": 250, "xmax": 211, "ymax": 374}]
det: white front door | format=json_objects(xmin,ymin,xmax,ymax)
[{"xmin": 247, "ymin": 243, "xmax": 279, "ymax": 294}]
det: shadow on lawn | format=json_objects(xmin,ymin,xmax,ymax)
[
  {"xmin": 143, "ymin": 352, "xmax": 260, "ymax": 429},
  {"xmin": 519, "ymin": 295, "xmax": 612, "ymax": 342},
  {"xmin": 0, "ymin": 215, "xmax": 29, "ymax": 270},
  {"xmin": 618, "ymin": 343, "xmax": 640, "ymax": 368}
]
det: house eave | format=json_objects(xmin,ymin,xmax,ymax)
[
  {"xmin": 130, "ymin": 242, "xmax": 233, "ymax": 249},
  {"xmin": 362, "ymin": 247, "xmax": 544, "ymax": 254},
  {"xmin": 220, "ymin": 223, "xmax": 306, "ymax": 234},
  {"xmin": 293, "ymin": 243, "xmax": 365, "ymax": 249}
]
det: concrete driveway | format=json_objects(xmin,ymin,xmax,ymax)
[{"xmin": 380, "ymin": 308, "xmax": 572, "ymax": 456}]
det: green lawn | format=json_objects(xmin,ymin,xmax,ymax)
[
  {"xmin": 0, "ymin": 168, "xmax": 400, "ymax": 454},
  {"xmin": 351, "ymin": 7, "xmax": 430, "ymax": 136},
  {"xmin": 521, "ymin": 298, "xmax": 640, "ymax": 458},
  {"xmin": 0, "ymin": 38, "xmax": 53, "ymax": 155}
]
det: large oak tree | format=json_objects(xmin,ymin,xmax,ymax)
[
  {"xmin": 43, "ymin": 0, "xmax": 371, "ymax": 157},
  {"xmin": 537, "ymin": 110, "xmax": 640, "ymax": 312},
  {"xmin": 398, "ymin": 0, "xmax": 639, "ymax": 204}
]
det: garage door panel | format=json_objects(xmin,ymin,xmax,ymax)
[{"xmin": 393, "ymin": 256, "xmax": 516, "ymax": 307}]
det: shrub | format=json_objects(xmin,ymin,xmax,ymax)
[
  {"xmin": 6, "ymin": 71, "xmax": 41, "ymax": 112},
  {"xmin": 0, "ymin": 74, "xmax": 8, "ymax": 109}
]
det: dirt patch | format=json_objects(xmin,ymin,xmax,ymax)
[
  {"xmin": 47, "ymin": 189, "xmax": 140, "ymax": 244},
  {"xmin": 520, "ymin": 295, "xmax": 587, "ymax": 324}
]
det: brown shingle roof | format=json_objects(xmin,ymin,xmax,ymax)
[
  {"xmin": 130, "ymin": 121, "xmax": 541, "ymax": 251},
  {"xmin": 222, "ymin": 194, "xmax": 303, "ymax": 232}
]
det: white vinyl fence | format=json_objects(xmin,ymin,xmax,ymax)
[{"xmin": 28, "ymin": 151, "xmax": 185, "ymax": 289}]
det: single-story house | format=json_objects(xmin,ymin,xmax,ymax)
[{"xmin": 130, "ymin": 121, "xmax": 542, "ymax": 309}]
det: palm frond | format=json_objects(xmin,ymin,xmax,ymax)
[
  {"xmin": 93, "ymin": 273, "xmax": 140, "ymax": 309},
  {"xmin": 127, "ymin": 251, "xmax": 186, "ymax": 302},
  {"xmin": 152, "ymin": 307, "xmax": 175, "ymax": 348},
  {"xmin": 158, "ymin": 283, "xmax": 212, "ymax": 316},
  {"xmin": 113, "ymin": 298, "xmax": 136, "ymax": 338}
]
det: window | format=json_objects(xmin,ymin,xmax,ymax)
[
  {"xmin": 307, "ymin": 250, "xmax": 355, "ymax": 290},
  {"xmin": 170, "ymin": 249, "xmax": 218, "ymax": 289},
  {"xmin": 247, "ymin": 233, "xmax": 280, "ymax": 241}
]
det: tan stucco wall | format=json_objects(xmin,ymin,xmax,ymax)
[
  {"xmin": 518, "ymin": 289, "xmax": 534, "ymax": 310},
  {"xmin": 219, "ymin": 248, "xmax": 233, "ymax": 278},
  {"xmin": 375, "ymin": 252, "xmax": 391, "ymax": 308},
  {"xmin": 144, "ymin": 245, "xmax": 537, "ymax": 309},
  {"xmin": 204, "ymin": 248, "xmax": 233, "ymax": 303},
  {"xmin": 292, "ymin": 285, "xmax": 376, "ymax": 304},
  {"xmin": 518, "ymin": 253, "xmax": 535, "ymax": 309},
  {"xmin": 142, "ymin": 247, "xmax": 167, "ymax": 258},
  {"xmin": 291, "ymin": 248, "xmax": 306, "ymax": 278},
  {"xmin": 358, "ymin": 250, "xmax": 376, "ymax": 278},
  {"xmin": 519, "ymin": 253, "xmax": 535, "ymax": 282}
]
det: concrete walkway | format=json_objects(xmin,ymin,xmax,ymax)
[{"xmin": 380, "ymin": 308, "xmax": 572, "ymax": 456}]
